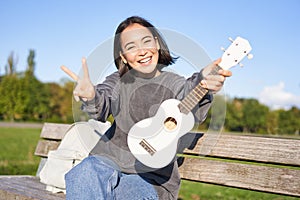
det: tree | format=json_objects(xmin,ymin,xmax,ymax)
[
  {"xmin": 26, "ymin": 49, "xmax": 35, "ymax": 76},
  {"xmin": 241, "ymin": 98, "xmax": 269, "ymax": 133},
  {"xmin": 0, "ymin": 52, "xmax": 19, "ymax": 121},
  {"xmin": 0, "ymin": 75, "xmax": 19, "ymax": 121},
  {"xmin": 225, "ymin": 98, "xmax": 244, "ymax": 132},
  {"xmin": 46, "ymin": 81, "xmax": 74, "ymax": 123},
  {"xmin": 266, "ymin": 110, "xmax": 279, "ymax": 134},
  {"xmin": 0, "ymin": 49, "xmax": 51, "ymax": 121},
  {"xmin": 225, "ymin": 98, "xmax": 270, "ymax": 133},
  {"xmin": 277, "ymin": 107, "xmax": 300, "ymax": 135},
  {"xmin": 5, "ymin": 51, "xmax": 18, "ymax": 75}
]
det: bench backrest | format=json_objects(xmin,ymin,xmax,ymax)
[{"xmin": 34, "ymin": 123, "xmax": 300, "ymax": 197}]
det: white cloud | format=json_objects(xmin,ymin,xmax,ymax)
[{"xmin": 259, "ymin": 82, "xmax": 300, "ymax": 110}]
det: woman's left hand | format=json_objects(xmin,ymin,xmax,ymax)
[{"xmin": 200, "ymin": 58, "xmax": 232, "ymax": 93}]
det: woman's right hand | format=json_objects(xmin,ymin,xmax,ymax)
[{"xmin": 61, "ymin": 57, "xmax": 95, "ymax": 102}]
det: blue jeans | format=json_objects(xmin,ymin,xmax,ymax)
[{"xmin": 65, "ymin": 155, "xmax": 159, "ymax": 200}]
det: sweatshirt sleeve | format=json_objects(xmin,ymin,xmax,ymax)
[{"xmin": 81, "ymin": 71, "xmax": 120, "ymax": 122}]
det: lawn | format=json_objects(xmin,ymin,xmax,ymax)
[
  {"xmin": 0, "ymin": 126, "xmax": 41, "ymax": 175},
  {"xmin": 0, "ymin": 126, "xmax": 298, "ymax": 200}
]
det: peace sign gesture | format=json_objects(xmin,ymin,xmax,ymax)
[{"xmin": 61, "ymin": 57, "xmax": 95, "ymax": 102}]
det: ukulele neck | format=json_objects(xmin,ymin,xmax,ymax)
[{"xmin": 178, "ymin": 65, "xmax": 222, "ymax": 114}]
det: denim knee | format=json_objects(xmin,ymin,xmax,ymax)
[
  {"xmin": 65, "ymin": 155, "xmax": 120, "ymax": 200},
  {"xmin": 66, "ymin": 156, "xmax": 95, "ymax": 181}
]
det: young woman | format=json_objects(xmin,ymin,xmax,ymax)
[{"xmin": 63, "ymin": 16, "xmax": 231, "ymax": 200}]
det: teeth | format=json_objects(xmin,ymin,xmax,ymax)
[{"xmin": 139, "ymin": 57, "xmax": 151, "ymax": 63}]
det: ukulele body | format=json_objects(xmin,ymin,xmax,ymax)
[{"xmin": 127, "ymin": 98, "xmax": 194, "ymax": 168}]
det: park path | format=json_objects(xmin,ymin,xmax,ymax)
[{"xmin": 0, "ymin": 122, "xmax": 43, "ymax": 128}]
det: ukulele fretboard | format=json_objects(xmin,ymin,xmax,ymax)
[{"xmin": 178, "ymin": 65, "xmax": 222, "ymax": 114}]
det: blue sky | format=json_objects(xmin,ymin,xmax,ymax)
[{"xmin": 1, "ymin": 0, "xmax": 299, "ymax": 109}]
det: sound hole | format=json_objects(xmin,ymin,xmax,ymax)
[{"xmin": 164, "ymin": 117, "xmax": 177, "ymax": 131}]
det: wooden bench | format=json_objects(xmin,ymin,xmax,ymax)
[{"xmin": 0, "ymin": 122, "xmax": 299, "ymax": 199}]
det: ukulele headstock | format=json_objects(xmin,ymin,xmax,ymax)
[{"xmin": 219, "ymin": 36, "xmax": 253, "ymax": 70}]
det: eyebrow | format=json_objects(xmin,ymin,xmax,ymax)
[{"xmin": 124, "ymin": 35, "xmax": 153, "ymax": 50}]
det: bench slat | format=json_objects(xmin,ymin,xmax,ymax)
[
  {"xmin": 183, "ymin": 133, "xmax": 300, "ymax": 166},
  {"xmin": 0, "ymin": 176, "xmax": 65, "ymax": 200},
  {"xmin": 178, "ymin": 157, "xmax": 300, "ymax": 197},
  {"xmin": 37, "ymin": 124, "xmax": 300, "ymax": 167},
  {"xmin": 34, "ymin": 140, "xmax": 61, "ymax": 157},
  {"xmin": 40, "ymin": 123, "xmax": 71, "ymax": 140}
]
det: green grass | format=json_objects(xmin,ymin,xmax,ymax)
[
  {"xmin": 0, "ymin": 127, "xmax": 41, "ymax": 175},
  {"xmin": 0, "ymin": 127, "xmax": 298, "ymax": 199}
]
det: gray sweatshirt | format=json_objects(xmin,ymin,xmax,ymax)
[{"xmin": 82, "ymin": 69, "xmax": 212, "ymax": 200}]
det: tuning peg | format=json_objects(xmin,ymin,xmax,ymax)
[
  {"xmin": 247, "ymin": 53, "xmax": 254, "ymax": 60},
  {"xmin": 228, "ymin": 37, "xmax": 234, "ymax": 43},
  {"xmin": 239, "ymin": 63, "xmax": 244, "ymax": 67},
  {"xmin": 220, "ymin": 47, "xmax": 226, "ymax": 52}
]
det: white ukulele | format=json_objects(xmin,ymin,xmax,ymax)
[{"xmin": 127, "ymin": 36, "xmax": 253, "ymax": 168}]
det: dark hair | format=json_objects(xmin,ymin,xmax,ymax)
[{"xmin": 113, "ymin": 16, "xmax": 177, "ymax": 76}]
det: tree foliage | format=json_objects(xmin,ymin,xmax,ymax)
[
  {"xmin": 0, "ymin": 50, "xmax": 74, "ymax": 123},
  {"xmin": 45, "ymin": 81, "xmax": 74, "ymax": 122},
  {"xmin": 0, "ymin": 75, "xmax": 19, "ymax": 121},
  {"xmin": 200, "ymin": 96, "xmax": 299, "ymax": 135},
  {"xmin": 5, "ymin": 52, "xmax": 17, "ymax": 75},
  {"xmin": 225, "ymin": 97, "xmax": 299, "ymax": 135},
  {"xmin": 26, "ymin": 49, "xmax": 35, "ymax": 76},
  {"xmin": 276, "ymin": 107, "xmax": 300, "ymax": 135}
]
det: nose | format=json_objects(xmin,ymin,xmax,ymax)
[{"xmin": 137, "ymin": 47, "xmax": 147, "ymax": 57}]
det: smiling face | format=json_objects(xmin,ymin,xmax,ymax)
[{"xmin": 119, "ymin": 23, "xmax": 160, "ymax": 78}]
